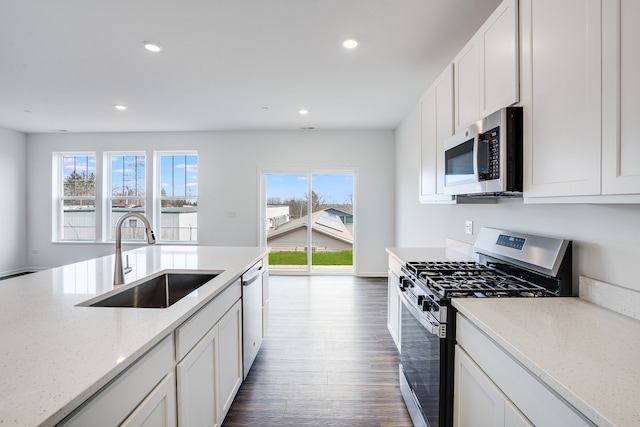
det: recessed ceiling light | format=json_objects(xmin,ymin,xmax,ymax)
[
  {"xmin": 342, "ymin": 38, "xmax": 359, "ymax": 49},
  {"xmin": 114, "ymin": 104, "xmax": 127, "ymax": 111},
  {"xmin": 143, "ymin": 42, "xmax": 163, "ymax": 53},
  {"xmin": 298, "ymin": 109, "xmax": 309, "ymax": 115}
]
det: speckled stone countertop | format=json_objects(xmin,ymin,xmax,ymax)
[
  {"xmin": 0, "ymin": 245, "xmax": 266, "ymax": 427},
  {"xmin": 453, "ymin": 297, "xmax": 640, "ymax": 427},
  {"xmin": 385, "ymin": 244, "xmax": 476, "ymax": 265}
]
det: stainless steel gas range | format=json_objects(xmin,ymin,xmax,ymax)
[{"xmin": 398, "ymin": 227, "xmax": 573, "ymax": 427}]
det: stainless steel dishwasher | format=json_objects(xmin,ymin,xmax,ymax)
[{"xmin": 242, "ymin": 259, "xmax": 264, "ymax": 379}]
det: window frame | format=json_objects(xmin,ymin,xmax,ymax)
[
  {"xmin": 154, "ymin": 151, "xmax": 199, "ymax": 243},
  {"xmin": 54, "ymin": 152, "xmax": 98, "ymax": 242},
  {"xmin": 53, "ymin": 150, "xmax": 199, "ymax": 244},
  {"xmin": 105, "ymin": 151, "xmax": 149, "ymax": 242}
]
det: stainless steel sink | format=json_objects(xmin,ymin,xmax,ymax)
[{"xmin": 87, "ymin": 273, "xmax": 218, "ymax": 308}]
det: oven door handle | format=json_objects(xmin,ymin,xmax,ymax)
[{"xmin": 399, "ymin": 289, "xmax": 446, "ymax": 338}]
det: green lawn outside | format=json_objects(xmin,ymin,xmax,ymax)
[{"xmin": 269, "ymin": 250, "xmax": 353, "ymax": 266}]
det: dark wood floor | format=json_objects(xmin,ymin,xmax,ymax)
[{"xmin": 223, "ymin": 275, "xmax": 413, "ymax": 427}]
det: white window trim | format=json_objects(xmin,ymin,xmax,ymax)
[
  {"xmin": 54, "ymin": 152, "xmax": 98, "ymax": 242},
  {"xmin": 154, "ymin": 151, "xmax": 198, "ymax": 243},
  {"xmin": 53, "ymin": 150, "xmax": 199, "ymax": 244},
  {"xmin": 104, "ymin": 151, "xmax": 148, "ymax": 242}
]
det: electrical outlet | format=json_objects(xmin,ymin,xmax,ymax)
[{"xmin": 465, "ymin": 220, "xmax": 473, "ymax": 235}]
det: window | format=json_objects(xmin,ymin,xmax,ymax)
[
  {"xmin": 108, "ymin": 153, "xmax": 146, "ymax": 241},
  {"xmin": 57, "ymin": 154, "xmax": 96, "ymax": 240},
  {"xmin": 54, "ymin": 151, "xmax": 198, "ymax": 243},
  {"xmin": 157, "ymin": 153, "xmax": 198, "ymax": 242}
]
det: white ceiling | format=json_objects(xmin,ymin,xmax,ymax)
[{"xmin": 0, "ymin": 0, "xmax": 502, "ymax": 134}]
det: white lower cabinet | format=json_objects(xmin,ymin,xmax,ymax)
[
  {"xmin": 60, "ymin": 279, "xmax": 244, "ymax": 427},
  {"xmin": 454, "ymin": 345, "xmax": 531, "ymax": 427},
  {"xmin": 177, "ymin": 322, "xmax": 219, "ymax": 426},
  {"xmin": 176, "ymin": 285, "xmax": 243, "ymax": 427},
  {"xmin": 387, "ymin": 256, "xmax": 402, "ymax": 351},
  {"xmin": 122, "ymin": 372, "xmax": 177, "ymax": 427},
  {"xmin": 60, "ymin": 335, "xmax": 175, "ymax": 427},
  {"xmin": 456, "ymin": 314, "xmax": 595, "ymax": 426},
  {"xmin": 216, "ymin": 299, "xmax": 243, "ymax": 420}
]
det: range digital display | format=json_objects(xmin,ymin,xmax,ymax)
[{"xmin": 496, "ymin": 234, "xmax": 526, "ymax": 250}]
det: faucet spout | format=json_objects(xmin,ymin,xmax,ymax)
[{"xmin": 114, "ymin": 213, "xmax": 156, "ymax": 285}]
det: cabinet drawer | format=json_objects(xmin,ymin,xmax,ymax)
[
  {"xmin": 175, "ymin": 279, "xmax": 241, "ymax": 361},
  {"xmin": 456, "ymin": 314, "xmax": 593, "ymax": 426},
  {"xmin": 60, "ymin": 335, "xmax": 174, "ymax": 427}
]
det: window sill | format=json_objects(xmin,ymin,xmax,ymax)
[{"xmin": 51, "ymin": 241, "xmax": 199, "ymax": 246}]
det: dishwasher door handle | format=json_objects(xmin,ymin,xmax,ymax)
[{"xmin": 242, "ymin": 266, "xmax": 263, "ymax": 286}]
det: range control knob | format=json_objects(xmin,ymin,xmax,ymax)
[
  {"xmin": 399, "ymin": 278, "xmax": 411, "ymax": 291},
  {"xmin": 421, "ymin": 299, "xmax": 433, "ymax": 311},
  {"xmin": 417, "ymin": 295, "xmax": 425, "ymax": 305}
]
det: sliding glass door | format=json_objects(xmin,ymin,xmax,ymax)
[{"xmin": 264, "ymin": 172, "xmax": 354, "ymax": 274}]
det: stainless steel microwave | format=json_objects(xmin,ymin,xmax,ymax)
[{"xmin": 443, "ymin": 107, "xmax": 523, "ymax": 196}]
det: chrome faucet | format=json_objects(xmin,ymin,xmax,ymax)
[{"xmin": 113, "ymin": 213, "xmax": 156, "ymax": 285}]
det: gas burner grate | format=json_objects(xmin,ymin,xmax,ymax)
[
  {"xmin": 405, "ymin": 261, "xmax": 554, "ymax": 299},
  {"xmin": 405, "ymin": 261, "xmax": 493, "ymax": 277}
]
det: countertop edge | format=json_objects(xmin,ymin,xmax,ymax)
[{"xmin": 452, "ymin": 298, "xmax": 619, "ymax": 427}]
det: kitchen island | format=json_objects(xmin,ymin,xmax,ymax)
[{"xmin": 0, "ymin": 245, "xmax": 266, "ymax": 426}]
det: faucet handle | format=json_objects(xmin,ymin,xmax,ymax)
[{"xmin": 124, "ymin": 255, "xmax": 132, "ymax": 275}]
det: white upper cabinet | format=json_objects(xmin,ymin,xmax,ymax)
[
  {"xmin": 480, "ymin": 0, "xmax": 519, "ymax": 117},
  {"xmin": 454, "ymin": 0, "xmax": 519, "ymax": 132},
  {"xmin": 522, "ymin": 0, "xmax": 640, "ymax": 202},
  {"xmin": 419, "ymin": 64, "xmax": 455, "ymax": 203},
  {"xmin": 521, "ymin": 0, "xmax": 602, "ymax": 198},
  {"xmin": 602, "ymin": 0, "xmax": 640, "ymax": 195},
  {"xmin": 453, "ymin": 39, "xmax": 481, "ymax": 132}
]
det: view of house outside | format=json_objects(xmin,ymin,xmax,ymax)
[
  {"xmin": 59, "ymin": 153, "xmax": 198, "ymax": 242},
  {"xmin": 265, "ymin": 174, "xmax": 354, "ymax": 271}
]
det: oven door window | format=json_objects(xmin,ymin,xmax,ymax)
[
  {"xmin": 445, "ymin": 138, "xmax": 477, "ymax": 186},
  {"xmin": 400, "ymin": 297, "xmax": 444, "ymax": 426}
]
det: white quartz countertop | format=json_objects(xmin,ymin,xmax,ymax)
[
  {"xmin": 385, "ymin": 246, "xmax": 475, "ymax": 265},
  {"xmin": 0, "ymin": 245, "xmax": 266, "ymax": 427},
  {"xmin": 453, "ymin": 297, "xmax": 640, "ymax": 427}
]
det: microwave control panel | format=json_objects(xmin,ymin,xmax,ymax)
[{"xmin": 479, "ymin": 126, "xmax": 500, "ymax": 180}]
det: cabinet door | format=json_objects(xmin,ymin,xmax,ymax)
[
  {"xmin": 454, "ymin": 38, "xmax": 481, "ymax": 132},
  {"xmin": 454, "ymin": 345, "xmax": 506, "ymax": 427},
  {"xmin": 121, "ymin": 373, "xmax": 177, "ymax": 427},
  {"xmin": 602, "ymin": 0, "xmax": 640, "ymax": 194},
  {"xmin": 454, "ymin": 345, "xmax": 534, "ymax": 427},
  {"xmin": 177, "ymin": 325, "xmax": 220, "ymax": 427},
  {"xmin": 521, "ymin": 0, "xmax": 602, "ymax": 197},
  {"xmin": 387, "ymin": 268, "xmax": 401, "ymax": 351},
  {"xmin": 218, "ymin": 300, "xmax": 243, "ymax": 421},
  {"xmin": 420, "ymin": 65, "xmax": 455, "ymax": 203},
  {"xmin": 419, "ymin": 84, "xmax": 437, "ymax": 200},
  {"xmin": 504, "ymin": 400, "xmax": 534, "ymax": 427},
  {"xmin": 60, "ymin": 336, "xmax": 174, "ymax": 427},
  {"xmin": 480, "ymin": 0, "xmax": 519, "ymax": 116}
]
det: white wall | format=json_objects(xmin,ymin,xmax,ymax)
[
  {"xmin": 0, "ymin": 127, "xmax": 28, "ymax": 275},
  {"xmin": 26, "ymin": 130, "xmax": 395, "ymax": 276},
  {"xmin": 395, "ymin": 111, "xmax": 640, "ymax": 292}
]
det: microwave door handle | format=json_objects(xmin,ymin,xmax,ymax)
[{"xmin": 473, "ymin": 133, "xmax": 480, "ymax": 180}]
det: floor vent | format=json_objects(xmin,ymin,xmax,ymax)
[{"xmin": 0, "ymin": 271, "xmax": 35, "ymax": 281}]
